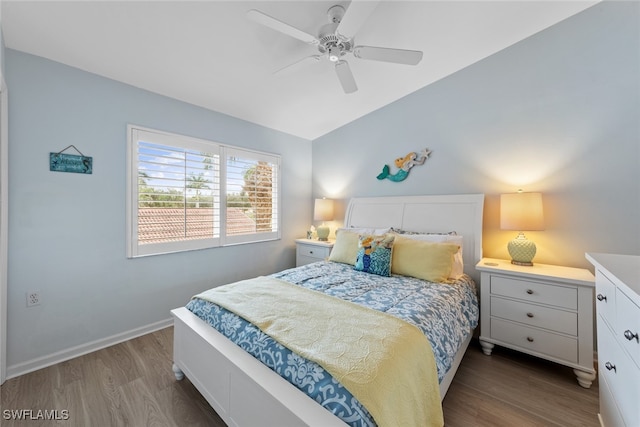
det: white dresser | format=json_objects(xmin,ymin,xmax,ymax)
[
  {"xmin": 477, "ymin": 258, "xmax": 596, "ymax": 388},
  {"xmin": 586, "ymin": 253, "xmax": 640, "ymax": 427}
]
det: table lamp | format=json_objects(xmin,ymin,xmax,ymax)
[
  {"xmin": 500, "ymin": 191, "xmax": 544, "ymax": 266},
  {"xmin": 314, "ymin": 198, "xmax": 334, "ymax": 241}
]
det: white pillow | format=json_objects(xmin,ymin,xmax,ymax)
[
  {"xmin": 337, "ymin": 227, "xmax": 391, "ymax": 235},
  {"xmin": 390, "ymin": 232, "xmax": 464, "ymax": 279}
]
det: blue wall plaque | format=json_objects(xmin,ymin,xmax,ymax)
[{"xmin": 50, "ymin": 152, "xmax": 93, "ymax": 174}]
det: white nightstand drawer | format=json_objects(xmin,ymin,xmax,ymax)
[
  {"xmin": 491, "ymin": 318, "xmax": 578, "ymax": 363},
  {"xmin": 296, "ymin": 245, "xmax": 329, "ymax": 259},
  {"xmin": 595, "ymin": 271, "xmax": 617, "ymax": 330},
  {"xmin": 490, "ymin": 276, "xmax": 577, "ymax": 310},
  {"xmin": 295, "ymin": 239, "xmax": 334, "ymax": 267},
  {"xmin": 490, "ymin": 296, "xmax": 577, "ymax": 335}
]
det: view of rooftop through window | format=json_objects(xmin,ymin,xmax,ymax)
[
  {"xmin": 136, "ymin": 141, "xmax": 276, "ymax": 245},
  {"xmin": 136, "ymin": 141, "xmax": 218, "ymax": 245},
  {"xmin": 127, "ymin": 125, "xmax": 280, "ymax": 257}
]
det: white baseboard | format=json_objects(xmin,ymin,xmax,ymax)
[{"xmin": 6, "ymin": 317, "xmax": 173, "ymax": 380}]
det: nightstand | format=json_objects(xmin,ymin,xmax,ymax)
[
  {"xmin": 476, "ymin": 258, "xmax": 596, "ymax": 388},
  {"xmin": 295, "ymin": 239, "xmax": 334, "ymax": 267}
]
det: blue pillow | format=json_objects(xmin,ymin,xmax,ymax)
[{"xmin": 354, "ymin": 234, "xmax": 395, "ymax": 277}]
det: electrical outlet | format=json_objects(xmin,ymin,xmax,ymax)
[{"xmin": 27, "ymin": 291, "xmax": 41, "ymax": 307}]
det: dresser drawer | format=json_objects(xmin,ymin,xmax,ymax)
[
  {"xmin": 598, "ymin": 367, "xmax": 626, "ymax": 427},
  {"xmin": 598, "ymin": 317, "xmax": 640, "ymax": 427},
  {"xmin": 490, "ymin": 276, "xmax": 577, "ymax": 310},
  {"xmin": 490, "ymin": 318, "xmax": 578, "ymax": 363},
  {"xmin": 595, "ymin": 271, "xmax": 617, "ymax": 330},
  {"xmin": 490, "ymin": 296, "xmax": 577, "ymax": 335},
  {"xmin": 616, "ymin": 288, "xmax": 640, "ymax": 368}
]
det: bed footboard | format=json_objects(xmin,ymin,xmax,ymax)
[
  {"xmin": 171, "ymin": 307, "xmax": 347, "ymax": 427},
  {"xmin": 172, "ymin": 306, "xmax": 472, "ymax": 426}
]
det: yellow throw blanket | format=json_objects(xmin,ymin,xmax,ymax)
[{"xmin": 194, "ymin": 276, "xmax": 443, "ymax": 427}]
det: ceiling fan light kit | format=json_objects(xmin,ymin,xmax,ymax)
[{"xmin": 247, "ymin": 2, "xmax": 423, "ymax": 94}]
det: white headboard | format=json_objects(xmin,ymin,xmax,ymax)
[{"xmin": 344, "ymin": 194, "xmax": 485, "ymax": 280}]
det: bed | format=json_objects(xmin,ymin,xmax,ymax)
[{"xmin": 171, "ymin": 194, "xmax": 484, "ymax": 426}]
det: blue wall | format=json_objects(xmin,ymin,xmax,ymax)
[
  {"xmin": 4, "ymin": 0, "xmax": 639, "ymax": 373},
  {"xmin": 5, "ymin": 50, "xmax": 312, "ymax": 371},
  {"xmin": 313, "ymin": 1, "xmax": 640, "ymax": 269}
]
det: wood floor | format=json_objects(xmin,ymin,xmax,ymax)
[{"xmin": 1, "ymin": 327, "xmax": 599, "ymax": 426}]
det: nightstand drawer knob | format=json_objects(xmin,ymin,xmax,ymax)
[
  {"xmin": 605, "ymin": 362, "xmax": 616, "ymax": 372},
  {"xmin": 596, "ymin": 294, "xmax": 607, "ymax": 302},
  {"xmin": 624, "ymin": 330, "xmax": 639, "ymax": 342},
  {"xmin": 526, "ymin": 289, "xmax": 534, "ymax": 295},
  {"xmin": 526, "ymin": 337, "xmax": 534, "ymax": 343},
  {"xmin": 309, "ymin": 250, "xmax": 313, "ymax": 254},
  {"xmin": 526, "ymin": 312, "xmax": 534, "ymax": 318}
]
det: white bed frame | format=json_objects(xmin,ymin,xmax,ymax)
[{"xmin": 171, "ymin": 194, "xmax": 484, "ymax": 427}]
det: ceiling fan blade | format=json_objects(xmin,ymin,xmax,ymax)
[
  {"xmin": 274, "ymin": 55, "xmax": 322, "ymax": 75},
  {"xmin": 336, "ymin": 1, "xmax": 380, "ymax": 39},
  {"xmin": 353, "ymin": 46, "xmax": 423, "ymax": 65},
  {"xmin": 335, "ymin": 61, "xmax": 358, "ymax": 94},
  {"xmin": 247, "ymin": 9, "xmax": 318, "ymax": 45}
]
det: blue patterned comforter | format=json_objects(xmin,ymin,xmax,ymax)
[{"xmin": 186, "ymin": 261, "xmax": 479, "ymax": 426}]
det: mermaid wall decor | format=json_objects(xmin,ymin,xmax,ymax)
[{"xmin": 376, "ymin": 148, "xmax": 431, "ymax": 182}]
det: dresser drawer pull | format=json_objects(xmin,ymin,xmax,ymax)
[
  {"xmin": 526, "ymin": 337, "xmax": 534, "ymax": 343},
  {"xmin": 526, "ymin": 289, "xmax": 534, "ymax": 295},
  {"xmin": 624, "ymin": 330, "xmax": 639, "ymax": 342},
  {"xmin": 526, "ymin": 312, "xmax": 534, "ymax": 318},
  {"xmin": 596, "ymin": 294, "xmax": 607, "ymax": 302},
  {"xmin": 309, "ymin": 250, "xmax": 314, "ymax": 254},
  {"xmin": 604, "ymin": 362, "xmax": 616, "ymax": 372}
]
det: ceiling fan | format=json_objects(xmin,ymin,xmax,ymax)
[{"xmin": 247, "ymin": 2, "xmax": 423, "ymax": 94}]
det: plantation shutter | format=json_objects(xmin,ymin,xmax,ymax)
[
  {"xmin": 223, "ymin": 147, "xmax": 280, "ymax": 245},
  {"xmin": 127, "ymin": 126, "xmax": 281, "ymax": 257},
  {"xmin": 128, "ymin": 127, "xmax": 221, "ymax": 257}
]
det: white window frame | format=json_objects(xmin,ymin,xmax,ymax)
[
  {"xmin": 127, "ymin": 125, "xmax": 281, "ymax": 258},
  {"xmin": 221, "ymin": 146, "xmax": 281, "ymax": 246}
]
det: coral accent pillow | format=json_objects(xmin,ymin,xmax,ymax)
[
  {"xmin": 354, "ymin": 234, "xmax": 395, "ymax": 277},
  {"xmin": 391, "ymin": 236, "xmax": 459, "ymax": 282}
]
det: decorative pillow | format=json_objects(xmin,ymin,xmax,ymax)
[
  {"xmin": 328, "ymin": 229, "xmax": 361, "ymax": 265},
  {"xmin": 390, "ymin": 231, "xmax": 464, "ymax": 279},
  {"xmin": 391, "ymin": 236, "xmax": 460, "ymax": 283},
  {"xmin": 354, "ymin": 234, "xmax": 395, "ymax": 277}
]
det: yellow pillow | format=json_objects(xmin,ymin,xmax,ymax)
[
  {"xmin": 391, "ymin": 236, "xmax": 459, "ymax": 282},
  {"xmin": 328, "ymin": 230, "xmax": 360, "ymax": 265}
]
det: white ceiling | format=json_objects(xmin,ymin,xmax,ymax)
[{"xmin": 1, "ymin": 1, "xmax": 598, "ymax": 140}]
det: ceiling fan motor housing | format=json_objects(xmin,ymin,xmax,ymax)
[{"xmin": 317, "ymin": 5, "xmax": 352, "ymax": 62}]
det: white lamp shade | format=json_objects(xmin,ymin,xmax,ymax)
[
  {"xmin": 314, "ymin": 198, "xmax": 334, "ymax": 222},
  {"xmin": 500, "ymin": 192, "xmax": 544, "ymax": 231}
]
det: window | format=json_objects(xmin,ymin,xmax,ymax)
[
  {"xmin": 127, "ymin": 126, "xmax": 280, "ymax": 257},
  {"xmin": 223, "ymin": 147, "xmax": 280, "ymax": 245}
]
